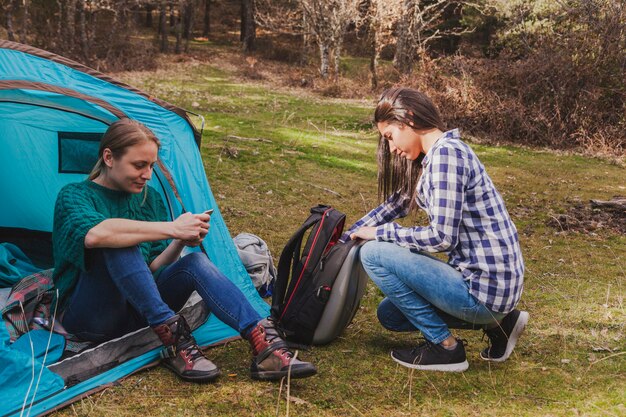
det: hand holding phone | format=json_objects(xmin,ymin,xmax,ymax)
[{"xmin": 200, "ymin": 209, "xmax": 214, "ymax": 225}]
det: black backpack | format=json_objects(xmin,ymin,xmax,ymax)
[{"xmin": 271, "ymin": 205, "xmax": 366, "ymax": 345}]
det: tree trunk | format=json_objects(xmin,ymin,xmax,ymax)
[
  {"xmin": 56, "ymin": 0, "xmax": 65, "ymax": 49},
  {"xmin": 183, "ymin": 0, "xmax": 194, "ymax": 52},
  {"xmin": 369, "ymin": 27, "xmax": 378, "ymax": 90},
  {"xmin": 300, "ymin": 11, "xmax": 309, "ymax": 66},
  {"xmin": 240, "ymin": 0, "xmax": 245, "ymax": 41},
  {"xmin": 65, "ymin": 0, "xmax": 77, "ymax": 52},
  {"xmin": 169, "ymin": 2, "xmax": 176, "ymax": 27},
  {"xmin": 159, "ymin": 0, "xmax": 169, "ymax": 52},
  {"xmin": 241, "ymin": 0, "xmax": 256, "ymax": 52},
  {"xmin": 202, "ymin": 0, "xmax": 210, "ymax": 36},
  {"xmin": 19, "ymin": 0, "xmax": 29, "ymax": 44},
  {"xmin": 117, "ymin": 0, "xmax": 125, "ymax": 27},
  {"xmin": 175, "ymin": 3, "xmax": 183, "ymax": 54},
  {"xmin": 6, "ymin": 2, "xmax": 15, "ymax": 42},
  {"xmin": 319, "ymin": 42, "xmax": 330, "ymax": 79},
  {"xmin": 333, "ymin": 43, "xmax": 342, "ymax": 82},
  {"xmin": 361, "ymin": 0, "xmax": 377, "ymax": 89},
  {"xmin": 146, "ymin": 4, "xmax": 154, "ymax": 28},
  {"xmin": 393, "ymin": 0, "xmax": 415, "ymax": 74},
  {"xmin": 77, "ymin": 0, "xmax": 89, "ymax": 61}
]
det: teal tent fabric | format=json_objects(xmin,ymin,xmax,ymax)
[
  {"xmin": 0, "ymin": 40, "xmax": 270, "ymax": 416},
  {"xmin": 2, "ymin": 317, "xmax": 237, "ymax": 417},
  {"xmin": 12, "ymin": 329, "xmax": 66, "ymax": 364},
  {"xmin": 0, "ymin": 243, "xmax": 41, "ymax": 287},
  {"xmin": 0, "ymin": 323, "xmax": 65, "ymax": 416}
]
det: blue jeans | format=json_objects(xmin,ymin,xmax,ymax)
[
  {"xmin": 360, "ymin": 241, "xmax": 505, "ymax": 344},
  {"xmin": 61, "ymin": 246, "xmax": 263, "ymax": 343}
]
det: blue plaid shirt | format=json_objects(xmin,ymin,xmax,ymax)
[{"xmin": 345, "ymin": 129, "xmax": 524, "ymax": 313}]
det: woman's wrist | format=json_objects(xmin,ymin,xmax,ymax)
[
  {"xmin": 172, "ymin": 238, "xmax": 186, "ymax": 248},
  {"xmin": 168, "ymin": 221, "xmax": 181, "ymax": 240}
]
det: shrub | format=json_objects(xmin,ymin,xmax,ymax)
[{"xmin": 398, "ymin": 0, "xmax": 625, "ymax": 157}]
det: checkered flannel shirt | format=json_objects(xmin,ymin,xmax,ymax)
[{"xmin": 345, "ymin": 129, "xmax": 524, "ymax": 313}]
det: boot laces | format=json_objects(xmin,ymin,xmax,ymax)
[
  {"xmin": 175, "ymin": 320, "xmax": 205, "ymax": 361},
  {"xmin": 186, "ymin": 346, "xmax": 206, "ymax": 361},
  {"xmin": 177, "ymin": 338, "xmax": 205, "ymax": 361},
  {"xmin": 262, "ymin": 318, "xmax": 293, "ymax": 358}
]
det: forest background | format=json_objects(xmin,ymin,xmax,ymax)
[{"xmin": 1, "ymin": 0, "xmax": 624, "ymax": 159}]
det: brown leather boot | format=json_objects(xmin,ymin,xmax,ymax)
[
  {"xmin": 247, "ymin": 317, "xmax": 317, "ymax": 381},
  {"xmin": 152, "ymin": 314, "xmax": 220, "ymax": 383}
]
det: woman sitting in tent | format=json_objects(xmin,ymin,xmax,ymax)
[{"xmin": 52, "ymin": 118, "xmax": 316, "ymax": 383}]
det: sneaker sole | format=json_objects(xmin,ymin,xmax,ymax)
[
  {"xmin": 251, "ymin": 367, "xmax": 317, "ymax": 381},
  {"xmin": 481, "ymin": 310, "xmax": 529, "ymax": 363},
  {"xmin": 163, "ymin": 363, "xmax": 221, "ymax": 383},
  {"xmin": 390, "ymin": 352, "xmax": 469, "ymax": 372}
]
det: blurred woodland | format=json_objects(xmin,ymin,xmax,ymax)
[{"xmin": 1, "ymin": 0, "xmax": 624, "ymax": 156}]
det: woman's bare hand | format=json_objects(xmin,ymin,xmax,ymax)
[
  {"xmin": 172, "ymin": 212, "xmax": 210, "ymax": 242},
  {"xmin": 350, "ymin": 226, "xmax": 377, "ymax": 241}
]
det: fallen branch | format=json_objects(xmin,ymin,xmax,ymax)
[
  {"xmin": 590, "ymin": 197, "xmax": 626, "ymax": 210},
  {"xmin": 226, "ymin": 135, "xmax": 273, "ymax": 143}
]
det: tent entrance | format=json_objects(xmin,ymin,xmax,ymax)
[
  {"xmin": 0, "ymin": 100, "xmax": 179, "ymax": 274},
  {"xmin": 0, "ymin": 96, "xmax": 112, "ymax": 273}
]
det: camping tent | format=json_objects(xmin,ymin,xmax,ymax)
[{"xmin": 0, "ymin": 40, "xmax": 269, "ymax": 416}]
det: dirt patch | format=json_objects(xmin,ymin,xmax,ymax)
[{"xmin": 546, "ymin": 197, "xmax": 626, "ymax": 235}]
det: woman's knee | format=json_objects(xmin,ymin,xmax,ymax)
[
  {"xmin": 376, "ymin": 299, "xmax": 397, "ymax": 331},
  {"xmin": 360, "ymin": 241, "xmax": 400, "ymax": 287},
  {"xmin": 359, "ymin": 240, "xmax": 384, "ymax": 268},
  {"xmin": 101, "ymin": 246, "xmax": 143, "ymax": 260},
  {"xmin": 100, "ymin": 246, "xmax": 149, "ymax": 275},
  {"xmin": 179, "ymin": 251, "xmax": 207, "ymax": 265},
  {"xmin": 176, "ymin": 252, "xmax": 231, "ymax": 285},
  {"xmin": 377, "ymin": 298, "xmax": 413, "ymax": 332},
  {"xmin": 178, "ymin": 252, "xmax": 215, "ymax": 273}
]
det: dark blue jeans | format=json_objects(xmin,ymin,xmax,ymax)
[{"xmin": 61, "ymin": 246, "xmax": 263, "ymax": 343}]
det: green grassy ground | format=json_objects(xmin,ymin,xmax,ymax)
[{"xmin": 58, "ymin": 57, "xmax": 624, "ymax": 417}]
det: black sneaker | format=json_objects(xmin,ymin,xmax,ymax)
[
  {"xmin": 391, "ymin": 339, "xmax": 469, "ymax": 372},
  {"xmin": 480, "ymin": 309, "xmax": 529, "ymax": 362}
]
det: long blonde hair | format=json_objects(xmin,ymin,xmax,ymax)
[{"xmin": 89, "ymin": 118, "xmax": 160, "ymax": 181}]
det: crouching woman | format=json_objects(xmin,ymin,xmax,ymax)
[
  {"xmin": 52, "ymin": 118, "xmax": 316, "ymax": 382},
  {"xmin": 345, "ymin": 88, "xmax": 528, "ymax": 372}
]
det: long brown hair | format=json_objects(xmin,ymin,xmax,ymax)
[
  {"xmin": 374, "ymin": 88, "xmax": 445, "ymax": 212},
  {"xmin": 89, "ymin": 118, "xmax": 160, "ymax": 181}
]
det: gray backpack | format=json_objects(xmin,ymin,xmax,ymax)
[{"xmin": 233, "ymin": 233, "xmax": 276, "ymax": 297}]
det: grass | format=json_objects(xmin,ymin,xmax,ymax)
[{"xmin": 56, "ymin": 52, "xmax": 624, "ymax": 417}]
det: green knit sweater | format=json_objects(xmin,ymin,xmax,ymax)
[{"xmin": 52, "ymin": 181, "xmax": 169, "ymax": 306}]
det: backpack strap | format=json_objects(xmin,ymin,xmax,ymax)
[{"xmin": 271, "ymin": 206, "xmax": 329, "ymax": 318}]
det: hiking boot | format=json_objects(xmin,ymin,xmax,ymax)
[
  {"xmin": 480, "ymin": 309, "xmax": 529, "ymax": 362},
  {"xmin": 152, "ymin": 314, "xmax": 220, "ymax": 383},
  {"xmin": 391, "ymin": 338, "xmax": 469, "ymax": 372},
  {"xmin": 247, "ymin": 317, "xmax": 317, "ymax": 381}
]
